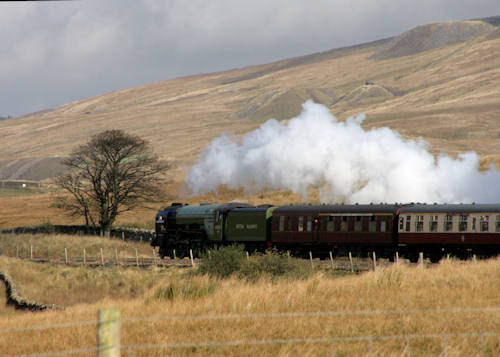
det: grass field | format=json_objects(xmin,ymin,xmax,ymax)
[
  {"xmin": 1, "ymin": 233, "xmax": 500, "ymax": 355},
  {"xmin": 0, "ymin": 183, "xmax": 316, "ymax": 230},
  {"xmin": 0, "ymin": 186, "xmax": 47, "ymax": 198}
]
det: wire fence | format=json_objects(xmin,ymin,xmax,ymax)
[
  {"xmin": 3, "ymin": 307, "xmax": 500, "ymax": 356},
  {"xmin": 3, "ymin": 244, "xmax": 424, "ymax": 271}
]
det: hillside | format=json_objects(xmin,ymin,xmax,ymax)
[
  {"xmin": 0, "ymin": 18, "xmax": 499, "ymax": 183},
  {"xmin": 371, "ymin": 20, "xmax": 494, "ymax": 59}
]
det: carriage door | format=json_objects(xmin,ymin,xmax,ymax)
[
  {"xmin": 313, "ymin": 216, "xmax": 320, "ymax": 243},
  {"xmin": 214, "ymin": 210, "xmax": 224, "ymax": 241}
]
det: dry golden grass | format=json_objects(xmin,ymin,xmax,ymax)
[
  {"xmin": 0, "ymin": 233, "xmax": 160, "ymax": 263},
  {"xmin": 0, "ymin": 183, "xmax": 315, "ymax": 229},
  {"xmin": 2, "ymin": 256, "xmax": 500, "ymax": 355}
]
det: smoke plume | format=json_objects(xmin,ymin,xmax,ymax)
[{"xmin": 187, "ymin": 101, "xmax": 500, "ymax": 203}]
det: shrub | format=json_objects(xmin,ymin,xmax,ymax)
[
  {"xmin": 197, "ymin": 245, "xmax": 246, "ymax": 278},
  {"xmin": 40, "ymin": 222, "xmax": 55, "ymax": 234},
  {"xmin": 239, "ymin": 249, "xmax": 312, "ymax": 281},
  {"xmin": 197, "ymin": 245, "xmax": 313, "ymax": 281},
  {"xmin": 154, "ymin": 279, "xmax": 218, "ymax": 301}
]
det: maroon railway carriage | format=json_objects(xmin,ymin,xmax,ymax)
[
  {"xmin": 398, "ymin": 204, "xmax": 500, "ymax": 261},
  {"xmin": 270, "ymin": 204, "xmax": 400, "ymax": 257}
]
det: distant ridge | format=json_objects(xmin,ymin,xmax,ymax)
[
  {"xmin": 371, "ymin": 20, "xmax": 494, "ymax": 60},
  {"xmin": 477, "ymin": 15, "xmax": 500, "ymax": 27}
]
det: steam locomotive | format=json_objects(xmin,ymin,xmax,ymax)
[{"xmin": 152, "ymin": 202, "xmax": 500, "ymax": 262}]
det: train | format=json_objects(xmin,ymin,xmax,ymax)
[{"xmin": 151, "ymin": 202, "xmax": 500, "ymax": 262}]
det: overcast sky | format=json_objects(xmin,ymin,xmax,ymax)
[{"xmin": 1, "ymin": 0, "xmax": 498, "ymax": 117}]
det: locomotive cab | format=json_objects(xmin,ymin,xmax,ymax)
[{"xmin": 152, "ymin": 203, "xmax": 184, "ymax": 249}]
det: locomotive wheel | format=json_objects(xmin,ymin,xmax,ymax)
[
  {"xmin": 193, "ymin": 241, "xmax": 207, "ymax": 258},
  {"xmin": 429, "ymin": 253, "xmax": 441, "ymax": 263},
  {"xmin": 158, "ymin": 247, "xmax": 167, "ymax": 259},
  {"xmin": 175, "ymin": 245, "xmax": 188, "ymax": 259},
  {"xmin": 408, "ymin": 254, "xmax": 419, "ymax": 263}
]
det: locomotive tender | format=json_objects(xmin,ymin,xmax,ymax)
[{"xmin": 152, "ymin": 202, "xmax": 500, "ymax": 261}]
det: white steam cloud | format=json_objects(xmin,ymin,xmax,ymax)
[{"xmin": 187, "ymin": 101, "xmax": 500, "ymax": 203}]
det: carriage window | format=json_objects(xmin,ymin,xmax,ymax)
[
  {"xmin": 496, "ymin": 216, "xmax": 500, "ymax": 232},
  {"xmin": 380, "ymin": 220, "xmax": 386, "ymax": 232},
  {"xmin": 369, "ymin": 216, "xmax": 376, "ymax": 232},
  {"xmin": 341, "ymin": 216, "xmax": 348, "ymax": 232},
  {"xmin": 399, "ymin": 217, "xmax": 404, "ymax": 230},
  {"xmin": 279, "ymin": 216, "xmax": 285, "ymax": 232},
  {"xmin": 415, "ymin": 216, "xmax": 424, "ymax": 232},
  {"xmin": 429, "ymin": 215, "xmax": 438, "ymax": 232},
  {"xmin": 445, "ymin": 215, "xmax": 453, "ymax": 232},
  {"xmin": 298, "ymin": 216, "xmax": 304, "ymax": 232},
  {"xmin": 459, "ymin": 215, "xmax": 468, "ymax": 232},
  {"xmin": 288, "ymin": 216, "xmax": 292, "ymax": 231},
  {"xmin": 405, "ymin": 216, "xmax": 411, "ymax": 232},
  {"xmin": 306, "ymin": 216, "xmax": 312, "ymax": 232},
  {"xmin": 480, "ymin": 215, "xmax": 489, "ymax": 232},
  {"xmin": 327, "ymin": 216, "xmax": 334, "ymax": 232},
  {"xmin": 235, "ymin": 224, "xmax": 244, "ymax": 230},
  {"xmin": 354, "ymin": 216, "xmax": 362, "ymax": 232}
]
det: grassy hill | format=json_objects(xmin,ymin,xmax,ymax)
[
  {"xmin": 0, "ymin": 18, "xmax": 499, "ymax": 184},
  {"xmin": 371, "ymin": 20, "xmax": 494, "ymax": 60}
]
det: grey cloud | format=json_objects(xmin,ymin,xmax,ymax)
[{"xmin": 0, "ymin": 0, "xmax": 498, "ymax": 116}]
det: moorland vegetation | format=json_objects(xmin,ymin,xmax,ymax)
[{"xmin": 1, "ymin": 236, "xmax": 500, "ymax": 355}]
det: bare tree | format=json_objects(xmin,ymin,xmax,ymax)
[{"xmin": 55, "ymin": 130, "xmax": 169, "ymax": 236}]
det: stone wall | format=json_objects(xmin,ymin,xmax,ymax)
[{"xmin": 0, "ymin": 225, "xmax": 155, "ymax": 243}]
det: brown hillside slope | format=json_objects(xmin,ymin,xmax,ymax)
[
  {"xmin": 371, "ymin": 20, "xmax": 494, "ymax": 60},
  {"xmin": 0, "ymin": 20, "xmax": 499, "ymax": 183}
]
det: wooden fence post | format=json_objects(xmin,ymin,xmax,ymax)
[
  {"xmin": 30, "ymin": 245, "xmax": 33, "ymax": 261},
  {"xmin": 47, "ymin": 246, "xmax": 50, "ymax": 263},
  {"xmin": 395, "ymin": 251, "xmax": 399, "ymax": 265},
  {"xmin": 152, "ymin": 248, "xmax": 157, "ymax": 266},
  {"xmin": 329, "ymin": 251, "xmax": 334, "ymax": 269},
  {"xmin": 121, "ymin": 232, "xmax": 124, "ymax": 241},
  {"xmin": 115, "ymin": 249, "xmax": 119, "ymax": 266},
  {"xmin": 190, "ymin": 249, "xmax": 195, "ymax": 267},
  {"xmin": 16, "ymin": 245, "xmax": 19, "ymax": 259},
  {"xmin": 246, "ymin": 251, "xmax": 250, "ymax": 261},
  {"xmin": 419, "ymin": 252, "xmax": 424, "ymax": 268},
  {"xmin": 372, "ymin": 251, "xmax": 376, "ymax": 271},
  {"xmin": 100, "ymin": 248, "xmax": 104, "ymax": 266},
  {"xmin": 309, "ymin": 251, "xmax": 313, "ymax": 269},
  {"xmin": 348, "ymin": 251, "xmax": 354, "ymax": 273},
  {"xmin": 97, "ymin": 308, "xmax": 121, "ymax": 357},
  {"xmin": 65, "ymin": 248, "xmax": 68, "ymax": 265},
  {"xmin": 173, "ymin": 249, "xmax": 177, "ymax": 260},
  {"xmin": 135, "ymin": 248, "xmax": 139, "ymax": 267},
  {"xmin": 83, "ymin": 248, "xmax": 86, "ymax": 265},
  {"xmin": 208, "ymin": 250, "xmax": 211, "ymax": 260}
]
